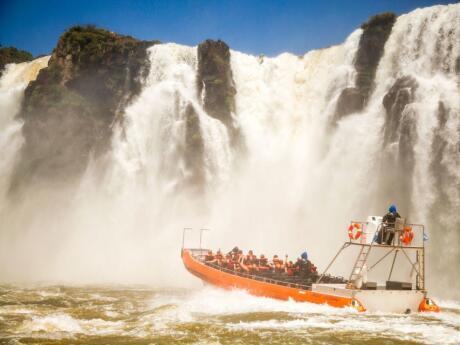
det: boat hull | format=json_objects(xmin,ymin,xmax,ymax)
[
  {"xmin": 182, "ymin": 249, "xmax": 438, "ymax": 313},
  {"xmin": 182, "ymin": 249, "xmax": 355, "ymax": 309}
]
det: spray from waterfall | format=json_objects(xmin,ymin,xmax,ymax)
[{"xmin": 0, "ymin": 5, "xmax": 458, "ymax": 300}]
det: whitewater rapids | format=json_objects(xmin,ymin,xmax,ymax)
[{"xmin": 0, "ymin": 285, "xmax": 459, "ymax": 344}]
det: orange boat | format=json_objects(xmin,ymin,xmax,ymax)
[
  {"xmin": 182, "ymin": 248, "xmax": 363, "ymax": 310},
  {"xmin": 182, "ymin": 217, "xmax": 440, "ymax": 313}
]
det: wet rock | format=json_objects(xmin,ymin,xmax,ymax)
[
  {"xmin": 332, "ymin": 12, "xmax": 396, "ymax": 124},
  {"xmin": 355, "ymin": 12, "xmax": 397, "ymax": 99},
  {"xmin": 428, "ymin": 102, "xmax": 460, "ymax": 277},
  {"xmin": 382, "ymin": 76, "xmax": 418, "ymax": 146},
  {"xmin": 333, "ymin": 87, "xmax": 365, "ymax": 121},
  {"xmin": 430, "ymin": 101, "xmax": 451, "ymax": 205},
  {"xmin": 378, "ymin": 76, "xmax": 418, "ymax": 214},
  {"xmin": 197, "ymin": 39, "xmax": 239, "ymax": 145},
  {"xmin": 11, "ymin": 25, "xmax": 157, "ymax": 191},
  {"xmin": 184, "ymin": 103, "xmax": 205, "ymax": 189}
]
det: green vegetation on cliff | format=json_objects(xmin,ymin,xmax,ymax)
[
  {"xmin": 0, "ymin": 46, "xmax": 33, "ymax": 77},
  {"xmin": 12, "ymin": 25, "xmax": 157, "ymax": 190}
]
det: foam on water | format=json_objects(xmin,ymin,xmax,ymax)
[
  {"xmin": 1, "ymin": 285, "xmax": 460, "ymax": 344},
  {"xmin": 19, "ymin": 313, "xmax": 126, "ymax": 336},
  {"xmin": 173, "ymin": 286, "xmax": 356, "ymax": 316}
]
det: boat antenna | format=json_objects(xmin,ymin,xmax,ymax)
[
  {"xmin": 182, "ymin": 228, "xmax": 192, "ymax": 250},
  {"xmin": 199, "ymin": 228, "xmax": 210, "ymax": 255}
]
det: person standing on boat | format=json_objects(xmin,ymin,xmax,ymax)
[
  {"xmin": 294, "ymin": 251, "xmax": 313, "ymax": 277},
  {"xmin": 378, "ymin": 204, "xmax": 401, "ymax": 245}
]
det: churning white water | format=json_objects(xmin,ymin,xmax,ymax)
[{"xmin": 0, "ymin": 4, "xmax": 459, "ymax": 305}]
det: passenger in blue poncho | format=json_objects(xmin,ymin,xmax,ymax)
[{"xmin": 377, "ymin": 204, "xmax": 401, "ymax": 245}]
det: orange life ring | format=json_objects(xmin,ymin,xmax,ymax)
[
  {"xmin": 348, "ymin": 223, "xmax": 362, "ymax": 240},
  {"xmin": 400, "ymin": 226, "xmax": 414, "ymax": 245}
]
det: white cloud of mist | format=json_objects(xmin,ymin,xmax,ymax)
[{"xmin": 0, "ymin": 5, "xmax": 459, "ymax": 303}]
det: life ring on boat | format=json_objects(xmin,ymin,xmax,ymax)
[
  {"xmin": 348, "ymin": 223, "xmax": 362, "ymax": 240},
  {"xmin": 400, "ymin": 226, "xmax": 414, "ymax": 245}
]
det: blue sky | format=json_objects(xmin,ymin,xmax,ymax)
[{"xmin": 0, "ymin": 0, "xmax": 456, "ymax": 57}]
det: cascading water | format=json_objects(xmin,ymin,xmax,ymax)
[
  {"xmin": 107, "ymin": 43, "xmax": 232, "ymax": 196},
  {"xmin": 357, "ymin": 4, "xmax": 460, "ymax": 295},
  {"xmin": 0, "ymin": 5, "xmax": 459, "ymax": 302},
  {"xmin": 0, "ymin": 56, "xmax": 49, "ymax": 206}
]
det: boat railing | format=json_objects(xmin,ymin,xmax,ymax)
[
  {"xmin": 317, "ymin": 218, "xmax": 427, "ymax": 290},
  {"xmin": 205, "ymin": 260, "xmax": 313, "ymax": 290},
  {"xmin": 186, "ymin": 248, "xmax": 212, "ymax": 258},
  {"xmin": 186, "ymin": 250, "xmax": 323, "ymax": 291},
  {"xmin": 348, "ymin": 219, "xmax": 425, "ymax": 249}
]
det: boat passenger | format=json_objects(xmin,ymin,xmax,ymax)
[
  {"xmin": 223, "ymin": 254, "xmax": 234, "ymax": 270},
  {"xmin": 293, "ymin": 258, "xmax": 304, "ymax": 275},
  {"xmin": 204, "ymin": 250, "xmax": 215, "ymax": 263},
  {"xmin": 377, "ymin": 204, "xmax": 401, "ymax": 245},
  {"xmin": 285, "ymin": 261, "xmax": 295, "ymax": 276},
  {"xmin": 228, "ymin": 246, "xmax": 239, "ymax": 255},
  {"xmin": 232, "ymin": 250, "xmax": 243, "ymax": 271},
  {"xmin": 294, "ymin": 254, "xmax": 315, "ymax": 277},
  {"xmin": 239, "ymin": 253, "xmax": 251, "ymax": 272},
  {"xmin": 258, "ymin": 254, "xmax": 270, "ymax": 272},
  {"xmin": 215, "ymin": 250, "xmax": 223, "ymax": 265},
  {"xmin": 245, "ymin": 250, "xmax": 259, "ymax": 272},
  {"xmin": 272, "ymin": 255, "xmax": 285, "ymax": 273},
  {"xmin": 230, "ymin": 249, "xmax": 240, "ymax": 262}
]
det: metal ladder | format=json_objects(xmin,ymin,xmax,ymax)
[
  {"xmin": 416, "ymin": 249, "xmax": 425, "ymax": 290},
  {"xmin": 348, "ymin": 242, "xmax": 373, "ymax": 288}
]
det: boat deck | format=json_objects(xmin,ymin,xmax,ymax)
[{"xmin": 193, "ymin": 252, "xmax": 346, "ymax": 291}]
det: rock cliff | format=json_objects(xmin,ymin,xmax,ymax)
[
  {"xmin": 11, "ymin": 26, "xmax": 156, "ymax": 190},
  {"xmin": 333, "ymin": 12, "xmax": 396, "ymax": 123},
  {"xmin": 196, "ymin": 39, "xmax": 240, "ymax": 145}
]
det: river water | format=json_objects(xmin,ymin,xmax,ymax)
[{"xmin": 1, "ymin": 285, "xmax": 459, "ymax": 345}]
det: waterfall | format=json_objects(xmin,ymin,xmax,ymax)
[
  {"xmin": 0, "ymin": 56, "xmax": 49, "ymax": 206},
  {"xmin": 0, "ymin": 5, "xmax": 458, "ymax": 298},
  {"xmin": 370, "ymin": 4, "xmax": 460, "ymax": 294},
  {"xmin": 107, "ymin": 43, "xmax": 232, "ymax": 195}
]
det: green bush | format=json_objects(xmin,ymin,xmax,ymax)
[{"xmin": 0, "ymin": 46, "xmax": 33, "ymax": 72}]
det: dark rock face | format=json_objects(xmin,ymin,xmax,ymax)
[
  {"xmin": 333, "ymin": 12, "xmax": 396, "ymax": 123},
  {"xmin": 355, "ymin": 13, "xmax": 396, "ymax": 99},
  {"xmin": 184, "ymin": 104, "xmax": 205, "ymax": 188},
  {"xmin": 382, "ymin": 76, "xmax": 418, "ymax": 146},
  {"xmin": 332, "ymin": 87, "xmax": 365, "ymax": 122},
  {"xmin": 11, "ymin": 26, "xmax": 156, "ymax": 190},
  {"xmin": 0, "ymin": 46, "xmax": 33, "ymax": 78},
  {"xmin": 377, "ymin": 76, "xmax": 418, "ymax": 214},
  {"xmin": 428, "ymin": 102, "xmax": 460, "ymax": 273},
  {"xmin": 178, "ymin": 39, "xmax": 242, "ymax": 191},
  {"xmin": 430, "ymin": 102, "xmax": 451, "ymax": 204},
  {"xmin": 197, "ymin": 39, "xmax": 239, "ymax": 144}
]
